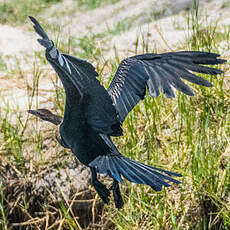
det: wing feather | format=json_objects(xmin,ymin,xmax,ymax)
[
  {"xmin": 108, "ymin": 52, "xmax": 226, "ymax": 123},
  {"xmin": 31, "ymin": 16, "xmax": 121, "ymax": 136}
]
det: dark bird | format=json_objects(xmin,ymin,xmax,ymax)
[{"xmin": 28, "ymin": 16, "xmax": 226, "ymax": 209}]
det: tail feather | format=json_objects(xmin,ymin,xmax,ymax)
[
  {"xmin": 109, "ymin": 158, "xmax": 123, "ymax": 182},
  {"xmin": 120, "ymin": 158, "xmax": 171, "ymax": 190},
  {"xmin": 124, "ymin": 158, "xmax": 181, "ymax": 184},
  {"xmin": 89, "ymin": 155, "xmax": 182, "ymax": 192},
  {"xmin": 113, "ymin": 159, "xmax": 147, "ymax": 184}
]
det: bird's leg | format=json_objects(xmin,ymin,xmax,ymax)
[
  {"xmin": 110, "ymin": 180, "xmax": 124, "ymax": 210},
  {"xmin": 90, "ymin": 167, "xmax": 110, "ymax": 204}
]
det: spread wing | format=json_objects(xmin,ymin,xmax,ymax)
[
  {"xmin": 29, "ymin": 16, "xmax": 98, "ymax": 98},
  {"xmin": 108, "ymin": 52, "xmax": 226, "ymax": 123},
  {"xmin": 30, "ymin": 16, "xmax": 121, "ymax": 135}
]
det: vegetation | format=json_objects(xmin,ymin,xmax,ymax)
[
  {"xmin": 0, "ymin": 0, "xmax": 62, "ymax": 25},
  {"xmin": 0, "ymin": 0, "xmax": 229, "ymax": 229},
  {"xmin": 0, "ymin": 54, "xmax": 7, "ymax": 71},
  {"xmin": 77, "ymin": 0, "xmax": 121, "ymax": 10},
  {"xmin": 0, "ymin": 0, "xmax": 122, "ymax": 24}
]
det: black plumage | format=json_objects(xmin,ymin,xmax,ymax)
[{"xmin": 28, "ymin": 16, "xmax": 226, "ymax": 209}]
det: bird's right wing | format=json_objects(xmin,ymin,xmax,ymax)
[
  {"xmin": 30, "ymin": 17, "xmax": 121, "ymax": 135},
  {"xmin": 108, "ymin": 52, "xmax": 226, "ymax": 123},
  {"xmin": 29, "ymin": 16, "xmax": 99, "ymax": 99}
]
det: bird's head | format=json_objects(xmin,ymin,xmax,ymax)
[{"xmin": 27, "ymin": 108, "xmax": 63, "ymax": 125}]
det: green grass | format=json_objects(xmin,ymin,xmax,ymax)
[
  {"xmin": 77, "ymin": 0, "xmax": 121, "ymax": 10},
  {"xmin": 0, "ymin": 0, "xmax": 230, "ymax": 229},
  {"xmin": 106, "ymin": 16, "xmax": 134, "ymax": 35},
  {"xmin": 0, "ymin": 0, "xmax": 121, "ymax": 25},
  {"xmin": 0, "ymin": 0, "xmax": 62, "ymax": 25},
  {"xmin": 104, "ymin": 2, "xmax": 230, "ymax": 229},
  {"xmin": 109, "ymin": 82, "xmax": 230, "ymax": 229},
  {"xmin": 0, "ymin": 54, "xmax": 7, "ymax": 71}
]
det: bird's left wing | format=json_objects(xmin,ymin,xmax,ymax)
[{"xmin": 108, "ymin": 52, "xmax": 226, "ymax": 123}]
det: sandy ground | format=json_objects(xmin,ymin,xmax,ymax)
[{"xmin": 0, "ymin": 0, "xmax": 229, "ymax": 112}]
